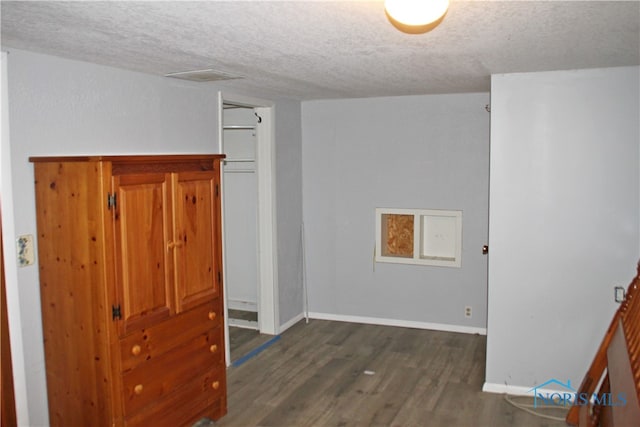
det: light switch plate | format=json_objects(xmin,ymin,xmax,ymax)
[{"xmin": 17, "ymin": 234, "xmax": 35, "ymax": 267}]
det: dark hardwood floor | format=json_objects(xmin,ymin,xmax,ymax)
[{"xmin": 210, "ymin": 319, "xmax": 567, "ymax": 427}]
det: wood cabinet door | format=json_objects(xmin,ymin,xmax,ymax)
[
  {"xmin": 112, "ymin": 173, "xmax": 174, "ymax": 336},
  {"xmin": 172, "ymin": 171, "xmax": 221, "ymax": 312}
]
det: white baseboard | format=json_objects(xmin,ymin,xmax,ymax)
[
  {"xmin": 308, "ymin": 312, "xmax": 487, "ymax": 335},
  {"xmin": 227, "ymin": 299, "xmax": 257, "ymax": 311},
  {"xmin": 482, "ymin": 382, "xmax": 564, "ymax": 397},
  {"xmin": 482, "ymin": 382, "xmax": 532, "ymax": 396},
  {"xmin": 279, "ymin": 312, "xmax": 305, "ymax": 334},
  {"xmin": 228, "ymin": 318, "xmax": 259, "ymax": 330}
]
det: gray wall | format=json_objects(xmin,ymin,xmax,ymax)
[
  {"xmin": 275, "ymin": 99, "xmax": 304, "ymax": 327},
  {"xmin": 4, "ymin": 48, "xmax": 303, "ymax": 425},
  {"xmin": 485, "ymin": 66, "xmax": 640, "ymax": 393},
  {"xmin": 301, "ymin": 93, "xmax": 490, "ymax": 330}
]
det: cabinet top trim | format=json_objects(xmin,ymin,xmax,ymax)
[{"xmin": 29, "ymin": 154, "xmax": 226, "ymax": 163}]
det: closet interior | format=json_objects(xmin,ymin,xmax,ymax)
[{"xmin": 221, "ymin": 103, "xmax": 261, "ymax": 359}]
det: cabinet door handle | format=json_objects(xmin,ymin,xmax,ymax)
[
  {"xmin": 134, "ymin": 384, "xmax": 144, "ymax": 395},
  {"xmin": 211, "ymin": 381, "xmax": 220, "ymax": 390},
  {"xmin": 208, "ymin": 311, "xmax": 217, "ymax": 321},
  {"xmin": 209, "ymin": 344, "xmax": 218, "ymax": 353}
]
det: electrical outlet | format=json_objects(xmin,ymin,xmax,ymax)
[
  {"xmin": 465, "ymin": 306, "xmax": 472, "ymax": 318},
  {"xmin": 16, "ymin": 234, "xmax": 35, "ymax": 267}
]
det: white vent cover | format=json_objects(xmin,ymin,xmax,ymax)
[{"xmin": 164, "ymin": 68, "xmax": 242, "ymax": 82}]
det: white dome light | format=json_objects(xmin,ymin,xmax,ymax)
[{"xmin": 385, "ymin": 0, "xmax": 449, "ymax": 28}]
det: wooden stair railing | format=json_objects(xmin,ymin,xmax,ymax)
[{"xmin": 566, "ymin": 262, "xmax": 640, "ymax": 426}]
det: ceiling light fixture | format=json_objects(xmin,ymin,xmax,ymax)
[{"xmin": 384, "ymin": 0, "xmax": 449, "ymax": 34}]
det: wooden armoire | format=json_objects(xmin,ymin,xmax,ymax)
[{"xmin": 30, "ymin": 155, "xmax": 227, "ymax": 427}]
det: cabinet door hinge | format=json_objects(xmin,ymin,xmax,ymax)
[
  {"xmin": 215, "ymin": 184, "xmax": 219, "ymax": 198},
  {"xmin": 217, "ymin": 271, "xmax": 222, "ymax": 283},
  {"xmin": 107, "ymin": 193, "xmax": 117, "ymax": 209},
  {"xmin": 112, "ymin": 304, "xmax": 122, "ymax": 321}
]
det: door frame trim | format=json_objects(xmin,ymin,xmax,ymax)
[
  {"xmin": 218, "ymin": 92, "xmax": 279, "ymax": 366},
  {"xmin": 1, "ymin": 49, "xmax": 29, "ymax": 426}
]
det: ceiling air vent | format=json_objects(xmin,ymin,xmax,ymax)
[{"xmin": 164, "ymin": 68, "xmax": 242, "ymax": 82}]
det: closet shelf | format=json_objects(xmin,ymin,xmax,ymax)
[
  {"xmin": 223, "ymin": 125, "xmax": 256, "ymax": 130},
  {"xmin": 223, "ymin": 169, "xmax": 255, "ymax": 174},
  {"xmin": 224, "ymin": 158, "xmax": 255, "ymax": 163}
]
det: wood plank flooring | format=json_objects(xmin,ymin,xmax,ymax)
[
  {"xmin": 229, "ymin": 326, "xmax": 274, "ymax": 363},
  {"xmin": 213, "ymin": 319, "xmax": 567, "ymax": 427},
  {"xmin": 228, "ymin": 309, "xmax": 274, "ymax": 363}
]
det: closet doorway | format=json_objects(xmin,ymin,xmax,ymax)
[{"xmin": 218, "ymin": 92, "xmax": 278, "ymax": 365}]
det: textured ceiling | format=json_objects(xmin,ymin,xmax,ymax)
[{"xmin": 1, "ymin": 1, "xmax": 639, "ymax": 100}]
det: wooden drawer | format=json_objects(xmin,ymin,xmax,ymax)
[
  {"xmin": 120, "ymin": 302, "xmax": 222, "ymax": 373},
  {"xmin": 121, "ymin": 327, "xmax": 224, "ymax": 416},
  {"xmin": 124, "ymin": 367, "xmax": 226, "ymax": 427}
]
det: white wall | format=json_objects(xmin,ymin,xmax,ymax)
[
  {"xmin": 485, "ymin": 66, "xmax": 640, "ymax": 394},
  {"xmin": 5, "ymin": 49, "xmax": 303, "ymax": 424},
  {"xmin": 2, "ymin": 50, "xmax": 31, "ymax": 427},
  {"xmin": 302, "ymin": 93, "xmax": 490, "ymax": 331}
]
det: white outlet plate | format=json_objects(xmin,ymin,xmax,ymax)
[
  {"xmin": 465, "ymin": 306, "xmax": 472, "ymax": 318},
  {"xmin": 17, "ymin": 234, "xmax": 35, "ymax": 267}
]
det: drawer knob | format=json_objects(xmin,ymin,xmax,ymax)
[
  {"xmin": 209, "ymin": 344, "xmax": 218, "ymax": 353},
  {"xmin": 212, "ymin": 381, "xmax": 220, "ymax": 390},
  {"xmin": 134, "ymin": 384, "xmax": 143, "ymax": 395},
  {"xmin": 131, "ymin": 345, "xmax": 141, "ymax": 356},
  {"xmin": 208, "ymin": 311, "xmax": 216, "ymax": 321}
]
